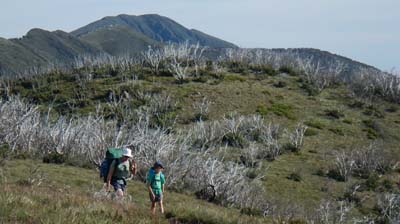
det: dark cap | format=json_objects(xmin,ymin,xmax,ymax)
[{"xmin": 153, "ymin": 161, "xmax": 164, "ymax": 169}]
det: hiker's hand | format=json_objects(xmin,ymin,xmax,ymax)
[
  {"xmin": 106, "ymin": 183, "xmax": 111, "ymax": 192},
  {"xmin": 151, "ymin": 193, "xmax": 155, "ymax": 201}
]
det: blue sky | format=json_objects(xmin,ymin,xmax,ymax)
[{"xmin": 1, "ymin": 0, "xmax": 399, "ymax": 70}]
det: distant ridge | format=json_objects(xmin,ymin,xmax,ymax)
[
  {"xmin": 0, "ymin": 14, "xmax": 380, "ymax": 76},
  {"xmin": 0, "ymin": 14, "xmax": 237, "ymax": 75}
]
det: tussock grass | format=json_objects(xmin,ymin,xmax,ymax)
[
  {"xmin": 0, "ymin": 160, "xmax": 267, "ymax": 224},
  {"xmin": 2, "ymin": 65, "xmax": 400, "ymax": 222}
]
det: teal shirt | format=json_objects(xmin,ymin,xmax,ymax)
[
  {"xmin": 147, "ymin": 171, "xmax": 165, "ymax": 194},
  {"xmin": 111, "ymin": 159, "xmax": 130, "ymax": 180}
]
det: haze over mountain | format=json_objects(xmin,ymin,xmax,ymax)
[{"xmin": 0, "ymin": 14, "xmax": 379, "ymax": 76}]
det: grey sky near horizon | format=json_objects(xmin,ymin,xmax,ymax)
[{"xmin": 0, "ymin": 0, "xmax": 399, "ymax": 71}]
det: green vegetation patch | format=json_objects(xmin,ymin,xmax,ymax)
[
  {"xmin": 268, "ymin": 103, "xmax": 296, "ymax": 120},
  {"xmin": 305, "ymin": 119, "xmax": 327, "ymax": 130},
  {"xmin": 223, "ymin": 74, "xmax": 247, "ymax": 82}
]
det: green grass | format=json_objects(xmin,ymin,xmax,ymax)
[
  {"xmin": 0, "ymin": 160, "xmax": 267, "ymax": 224},
  {"xmin": 223, "ymin": 73, "xmax": 247, "ymax": 82},
  {"xmin": 268, "ymin": 103, "xmax": 296, "ymax": 120},
  {"xmin": 3, "ymin": 66, "xmax": 400, "ymax": 222}
]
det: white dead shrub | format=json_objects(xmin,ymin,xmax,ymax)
[
  {"xmin": 0, "ymin": 96, "xmax": 40, "ymax": 152},
  {"xmin": 285, "ymin": 123, "xmax": 308, "ymax": 152},
  {"xmin": 164, "ymin": 42, "xmax": 206, "ymax": 82},
  {"xmin": 142, "ymin": 46, "xmax": 164, "ymax": 75},
  {"xmin": 332, "ymin": 151, "xmax": 355, "ymax": 182},
  {"xmin": 377, "ymin": 193, "xmax": 400, "ymax": 223},
  {"xmin": 350, "ymin": 68, "xmax": 400, "ymax": 103},
  {"xmin": 189, "ymin": 120, "xmax": 224, "ymax": 150},
  {"xmin": 314, "ymin": 200, "xmax": 352, "ymax": 224},
  {"xmin": 192, "ymin": 96, "xmax": 211, "ymax": 121}
]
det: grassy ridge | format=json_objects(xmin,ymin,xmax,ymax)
[
  {"xmin": 0, "ymin": 160, "xmax": 266, "ymax": 224},
  {"xmin": 2, "ymin": 66, "xmax": 400, "ymax": 222}
]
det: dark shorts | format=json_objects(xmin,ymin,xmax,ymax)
[
  {"xmin": 111, "ymin": 179, "xmax": 126, "ymax": 192},
  {"xmin": 150, "ymin": 192, "xmax": 163, "ymax": 202}
]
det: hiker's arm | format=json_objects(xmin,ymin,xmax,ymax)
[
  {"xmin": 131, "ymin": 160, "xmax": 137, "ymax": 175},
  {"xmin": 148, "ymin": 184, "xmax": 155, "ymax": 199},
  {"xmin": 162, "ymin": 176, "xmax": 166, "ymax": 193},
  {"xmin": 106, "ymin": 164, "xmax": 115, "ymax": 190}
]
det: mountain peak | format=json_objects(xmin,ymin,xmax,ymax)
[
  {"xmin": 26, "ymin": 28, "xmax": 50, "ymax": 36},
  {"xmin": 71, "ymin": 14, "xmax": 237, "ymax": 48}
]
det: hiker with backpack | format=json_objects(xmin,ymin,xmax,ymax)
[
  {"xmin": 147, "ymin": 161, "xmax": 166, "ymax": 215},
  {"xmin": 101, "ymin": 147, "xmax": 137, "ymax": 198}
]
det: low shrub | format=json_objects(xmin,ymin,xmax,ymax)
[
  {"xmin": 363, "ymin": 105, "xmax": 384, "ymax": 118},
  {"xmin": 279, "ymin": 66, "xmax": 299, "ymax": 76},
  {"xmin": 328, "ymin": 127, "xmax": 345, "ymax": 136},
  {"xmin": 223, "ymin": 74, "xmax": 246, "ymax": 82},
  {"xmin": 249, "ymin": 64, "xmax": 278, "ymax": 76},
  {"xmin": 246, "ymin": 169, "xmax": 259, "ymax": 179},
  {"xmin": 385, "ymin": 105, "xmax": 398, "ymax": 113},
  {"xmin": 362, "ymin": 119, "xmax": 383, "ymax": 139},
  {"xmin": 365, "ymin": 128, "xmax": 379, "ymax": 140},
  {"xmin": 305, "ymin": 119, "xmax": 326, "ymax": 129},
  {"xmin": 365, "ymin": 173, "xmax": 380, "ymax": 191},
  {"xmin": 269, "ymin": 103, "xmax": 296, "ymax": 120},
  {"xmin": 240, "ymin": 207, "xmax": 262, "ymax": 216},
  {"xmin": 287, "ymin": 171, "xmax": 302, "ymax": 182},
  {"xmin": 0, "ymin": 144, "xmax": 11, "ymax": 158},
  {"xmin": 381, "ymin": 179, "xmax": 394, "ymax": 191},
  {"xmin": 315, "ymin": 168, "xmax": 326, "ymax": 177},
  {"xmin": 342, "ymin": 119, "xmax": 353, "ymax": 124},
  {"xmin": 304, "ymin": 128, "xmax": 318, "ymax": 136},
  {"xmin": 191, "ymin": 76, "xmax": 209, "ymax": 83},
  {"xmin": 324, "ymin": 109, "xmax": 345, "ymax": 119},
  {"xmin": 300, "ymin": 82, "xmax": 320, "ymax": 96},
  {"xmin": 256, "ymin": 104, "xmax": 269, "ymax": 117},
  {"xmin": 193, "ymin": 113, "xmax": 208, "ymax": 122},
  {"xmin": 289, "ymin": 219, "xmax": 308, "ymax": 224},
  {"xmin": 327, "ymin": 168, "xmax": 346, "ymax": 182},
  {"xmin": 42, "ymin": 152, "xmax": 66, "ymax": 164},
  {"xmin": 348, "ymin": 99, "xmax": 366, "ymax": 109},
  {"xmin": 273, "ymin": 81, "xmax": 287, "ymax": 88},
  {"xmin": 195, "ymin": 185, "xmax": 216, "ymax": 202},
  {"xmin": 13, "ymin": 152, "xmax": 30, "ymax": 160},
  {"xmin": 222, "ymin": 132, "xmax": 247, "ymax": 148},
  {"xmin": 341, "ymin": 187, "xmax": 362, "ymax": 205},
  {"xmin": 65, "ymin": 156, "xmax": 95, "ymax": 169}
]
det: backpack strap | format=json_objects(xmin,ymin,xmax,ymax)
[
  {"xmin": 151, "ymin": 171, "xmax": 165, "ymax": 186},
  {"xmin": 149, "ymin": 168, "xmax": 156, "ymax": 186},
  {"xmin": 110, "ymin": 158, "xmax": 121, "ymax": 180}
]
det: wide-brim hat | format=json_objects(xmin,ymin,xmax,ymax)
[{"xmin": 122, "ymin": 148, "xmax": 133, "ymax": 158}]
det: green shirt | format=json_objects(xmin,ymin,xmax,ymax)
[
  {"xmin": 147, "ymin": 171, "xmax": 165, "ymax": 194},
  {"xmin": 110, "ymin": 159, "xmax": 130, "ymax": 180}
]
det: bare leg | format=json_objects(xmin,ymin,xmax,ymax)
[
  {"xmin": 151, "ymin": 201, "xmax": 156, "ymax": 215},
  {"xmin": 159, "ymin": 201, "xmax": 164, "ymax": 214},
  {"xmin": 116, "ymin": 189, "xmax": 124, "ymax": 198}
]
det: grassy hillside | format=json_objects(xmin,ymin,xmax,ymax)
[
  {"xmin": 1, "ymin": 51, "xmax": 399, "ymax": 223},
  {"xmin": 0, "ymin": 159, "xmax": 265, "ymax": 224},
  {"xmin": 79, "ymin": 25, "xmax": 161, "ymax": 56},
  {"xmin": 0, "ymin": 37, "xmax": 47, "ymax": 74},
  {"xmin": 0, "ymin": 29, "xmax": 104, "ymax": 75}
]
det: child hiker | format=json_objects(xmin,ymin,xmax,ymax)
[{"xmin": 147, "ymin": 161, "xmax": 166, "ymax": 215}]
